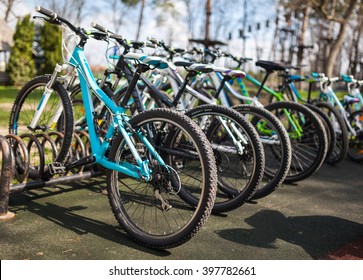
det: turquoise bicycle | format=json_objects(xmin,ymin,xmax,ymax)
[
  {"xmin": 9, "ymin": 6, "xmax": 218, "ymax": 249},
  {"xmin": 312, "ymin": 73, "xmax": 363, "ymax": 162}
]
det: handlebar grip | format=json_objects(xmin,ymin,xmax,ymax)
[
  {"xmin": 147, "ymin": 36, "xmax": 159, "ymax": 44},
  {"xmin": 91, "ymin": 22, "xmax": 108, "ymax": 33},
  {"xmin": 173, "ymin": 47, "xmax": 185, "ymax": 53},
  {"xmin": 110, "ymin": 34, "xmax": 124, "ymax": 41},
  {"xmin": 145, "ymin": 43, "xmax": 157, "ymax": 48},
  {"xmin": 35, "ymin": 5, "xmax": 57, "ymax": 19}
]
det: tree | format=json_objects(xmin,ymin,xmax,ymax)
[
  {"xmin": 0, "ymin": 0, "xmax": 17, "ymax": 23},
  {"xmin": 40, "ymin": 0, "xmax": 88, "ymax": 24},
  {"xmin": 135, "ymin": 0, "xmax": 145, "ymax": 40},
  {"xmin": 39, "ymin": 21, "xmax": 62, "ymax": 74},
  {"xmin": 7, "ymin": 15, "xmax": 36, "ymax": 86},
  {"xmin": 314, "ymin": 0, "xmax": 360, "ymax": 76},
  {"xmin": 104, "ymin": 0, "xmax": 139, "ymax": 33},
  {"xmin": 347, "ymin": 3, "xmax": 363, "ymax": 78},
  {"xmin": 154, "ymin": 0, "xmax": 181, "ymax": 45}
]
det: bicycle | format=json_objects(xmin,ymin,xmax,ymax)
[
  {"xmin": 340, "ymin": 74, "xmax": 363, "ymax": 114},
  {"xmin": 9, "ymin": 6, "xmax": 218, "ymax": 249},
  {"xmin": 73, "ymin": 30, "xmax": 265, "ymax": 213},
  {"xmin": 151, "ymin": 46, "xmax": 292, "ymax": 200},
  {"xmin": 192, "ymin": 50, "xmax": 328, "ymax": 183},
  {"xmin": 273, "ymin": 68, "xmax": 348, "ymax": 165},
  {"xmin": 312, "ymin": 73, "xmax": 363, "ymax": 162}
]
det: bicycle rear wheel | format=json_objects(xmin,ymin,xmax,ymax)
[
  {"xmin": 186, "ymin": 105, "xmax": 265, "ymax": 213},
  {"xmin": 314, "ymin": 102, "xmax": 349, "ymax": 164},
  {"xmin": 232, "ymin": 104, "xmax": 291, "ymax": 199},
  {"xmin": 106, "ymin": 108, "xmax": 217, "ymax": 249},
  {"xmin": 265, "ymin": 101, "xmax": 328, "ymax": 182}
]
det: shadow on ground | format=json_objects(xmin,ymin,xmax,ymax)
[
  {"xmin": 7, "ymin": 185, "xmax": 171, "ymax": 258},
  {"xmin": 215, "ymin": 209, "xmax": 363, "ymax": 259}
]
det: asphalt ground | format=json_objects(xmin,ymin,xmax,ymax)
[{"xmin": 0, "ymin": 158, "xmax": 362, "ymax": 260}]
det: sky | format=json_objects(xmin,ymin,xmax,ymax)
[{"xmin": 4, "ymin": 0, "xmax": 277, "ymax": 69}]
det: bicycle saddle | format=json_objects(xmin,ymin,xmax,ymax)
[
  {"xmin": 174, "ymin": 61, "xmax": 213, "ymax": 73},
  {"xmin": 124, "ymin": 53, "xmax": 169, "ymax": 69},
  {"xmin": 256, "ymin": 60, "xmax": 286, "ymax": 72},
  {"xmin": 213, "ymin": 67, "xmax": 246, "ymax": 78}
]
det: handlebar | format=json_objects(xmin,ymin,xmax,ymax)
[
  {"xmin": 35, "ymin": 5, "xmax": 81, "ymax": 36},
  {"xmin": 35, "ymin": 5, "xmax": 57, "ymax": 19},
  {"xmin": 90, "ymin": 21, "xmax": 107, "ymax": 33},
  {"xmin": 146, "ymin": 36, "xmax": 185, "ymax": 57},
  {"xmin": 90, "ymin": 21, "xmax": 124, "ymax": 41}
]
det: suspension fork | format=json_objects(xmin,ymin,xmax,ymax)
[
  {"xmin": 28, "ymin": 64, "xmax": 68, "ymax": 130},
  {"xmin": 216, "ymin": 116, "xmax": 247, "ymax": 155}
]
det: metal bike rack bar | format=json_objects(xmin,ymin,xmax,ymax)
[
  {"xmin": 0, "ymin": 135, "xmax": 15, "ymax": 220},
  {"xmin": 0, "ymin": 131, "xmax": 103, "ymax": 220},
  {"xmin": 9, "ymin": 170, "xmax": 103, "ymax": 193}
]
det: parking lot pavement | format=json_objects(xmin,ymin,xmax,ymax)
[{"xmin": 0, "ymin": 158, "xmax": 362, "ymax": 260}]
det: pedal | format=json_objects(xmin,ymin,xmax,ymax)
[{"xmin": 48, "ymin": 162, "xmax": 66, "ymax": 175}]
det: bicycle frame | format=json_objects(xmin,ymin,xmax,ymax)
[
  {"xmin": 199, "ymin": 71, "xmax": 303, "ymax": 137},
  {"xmin": 319, "ymin": 83, "xmax": 357, "ymax": 136},
  {"xmin": 30, "ymin": 42, "xmax": 170, "ymax": 181},
  {"xmin": 106, "ymin": 55, "xmax": 248, "ymax": 155}
]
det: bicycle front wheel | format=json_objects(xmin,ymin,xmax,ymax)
[
  {"xmin": 8, "ymin": 75, "xmax": 74, "ymax": 178},
  {"xmin": 106, "ymin": 108, "xmax": 217, "ymax": 249},
  {"xmin": 348, "ymin": 109, "xmax": 363, "ymax": 162}
]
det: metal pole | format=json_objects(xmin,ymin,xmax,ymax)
[
  {"xmin": 242, "ymin": 0, "xmax": 247, "ymax": 57},
  {"xmin": 10, "ymin": 171, "xmax": 103, "ymax": 193},
  {"xmin": 0, "ymin": 135, "xmax": 15, "ymax": 220}
]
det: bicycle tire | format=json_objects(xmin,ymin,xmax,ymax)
[
  {"xmin": 106, "ymin": 108, "xmax": 217, "ymax": 249},
  {"xmin": 347, "ymin": 109, "xmax": 363, "ymax": 162},
  {"xmin": 313, "ymin": 102, "xmax": 349, "ymax": 164},
  {"xmin": 304, "ymin": 103, "xmax": 336, "ymax": 162},
  {"xmin": 8, "ymin": 75, "xmax": 74, "ymax": 169},
  {"xmin": 232, "ymin": 104, "xmax": 292, "ymax": 199},
  {"xmin": 185, "ymin": 104, "xmax": 264, "ymax": 213},
  {"xmin": 264, "ymin": 101, "xmax": 328, "ymax": 182}
]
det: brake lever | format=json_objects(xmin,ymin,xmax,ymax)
[{"xmin": 33, "ymin": 15, "xmax": 61, "ymax": 25}]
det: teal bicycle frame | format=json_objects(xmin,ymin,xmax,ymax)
[
  {"xmin": 317, "ymin": 81, "xmax": 357, "ymax": 136},
  {"xmin": 46, "ymin": 44, "xmax": 167, "ymax": 181},
  {"xmin": 73, "ymin": 46, "xmax": 168, "ymax": 181}
]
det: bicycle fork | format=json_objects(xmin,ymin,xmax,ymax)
[{"xmin": 28, "ymin": 64, "xmax": 69, "ymax": 131}]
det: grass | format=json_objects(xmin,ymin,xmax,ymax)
[
  {"xmin": 0, "ymin": 86, "xmax": 20, "ymax": 101},
  {"xmin": 0, "ymin": 86, "xmax": 20, "ymax": 131}
]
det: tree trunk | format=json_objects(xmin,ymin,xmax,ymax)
[
  {"xmin": 325, "ymin": 22, "xmax": 348, "ymax": 76},
  {"xmin": 296, "ymin": 5, "xmax": 311, "ymax": 72},
  {"xmin": 205, "ymin": 0, "xmax": 211, "ymax": 40},
  {"xmin": 3, "ymin": 0, "xmax": 15, "ymax": 23},
  {"xmin": 349, "ymin": 8, "xmax": 362, "ymax": 77},
  {"xmin": 136, "ymin": 0, "xmax": 145, "ymax": 41}
]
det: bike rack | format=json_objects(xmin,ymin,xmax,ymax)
[{"xmin": 0, "ymin": 131, "xmax": 102, "ymax": 220}]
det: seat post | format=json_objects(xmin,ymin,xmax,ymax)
[
  {"xmin": 214, "ymin": 76, "xmax": 230, "ymax": 99},
  {"xmin": 172, "ymin": 71, "xmax": 196, "ymax": 106},
  {"xmin": 307, "ymin": 82, "xmax": 313, "ymax": 103},
  {"xmin": 255, "ymin": 71, "xmax": 272, "ymax": 98}
]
